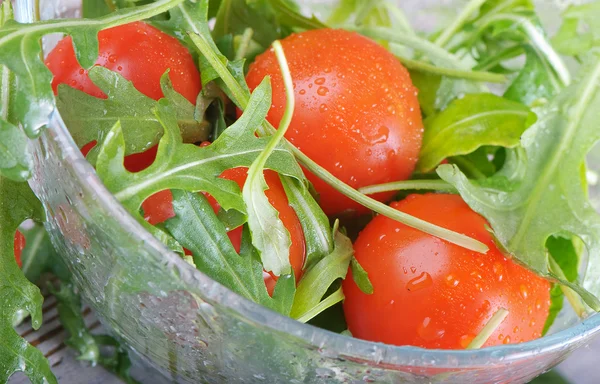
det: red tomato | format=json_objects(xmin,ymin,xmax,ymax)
[
  {"xmin": 141, "ymin": 168, "xmax": 306, "ymax": 294},
  {"xmin": 46, "ymin": 21, "xmax": 202, "ymax": 171},
  {"xmin": 342, "ymin": 194, "xmax": 551, "ymax": 349},
  {"xmin": 45, "ymin": 21, "xmax": 201, "ymax": 104},
  {"xmin": 14, "ymin": 230, "xmax": 25, "ymax": 267},
  {"xmin": 245, "ymin": 29, "xmax": 423, "ymax": 216}
]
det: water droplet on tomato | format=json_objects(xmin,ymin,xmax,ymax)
[
  {"xmin": 78, "ymin": 68, "xmax": 85, "ymax": 75},
  {"xmin": 513, "ymin": 326, "xmax": 520, "ymax": 334},
  {"xmin": 314, "ymin": 77, "xmax": 326, "ymax": 85},
  {"xmin": 319, "ymin": 103, "xmax": 328, "ymax": 113},
  {"xmin": 406, "ymin": 272, "xmax": 432, "ymax": 292},
  {"xmin": 493, "ymin": 262, "xmax": 504, "ymax": 282},
  {"xmin": 410, "ymin": 267, "xmax": 417, "ymax": 273},
  {"xmin": 445, "ymin": 274, "xmax": 460, "ymax": 287},
  {"xmin": 520, "ymin": 285, "xmax": 529, "ymax": 299},
  {"xmin": 299, "ymin": 89, "xmax": 306, "ymax": 95},
  {"xmin": 418, "ymin": 317, "xmax": 445, "ymax": 341},
  {"xmin": 459, "ymin": 334, "xmax": 475, "ymax": 348},
  {"xmin": 108, "ymin": 54, "xmax": 118, "ymax": 63},
  {"xmin": 317, "ymin": 86, "xmax": 329, "ymax": 96},
  {"xmin": 503, "ymin": 336, "xmax": 512, "ymax": 344},
  {"xmin": 403, "ymin": 267, "xmax": 408, "ymax": 274},
  {"xmin": 117, "ymin": 66, "xmax": 123, "ymax": 71}
]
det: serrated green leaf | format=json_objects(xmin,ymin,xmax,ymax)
[
  {"xmin": 0, "ymin": 177, "xmax": 56, "ymax": 384},
  {"xmin": 418, "ymin": 94, "xmax": 535, "ymax": 172},
  {"xmin": 552, "ymin": 2, "xmax": 600, "ymax": 57},
  {"xmin": 57, "ymin": 67, "xmax": 209, "ymax": 161},
  {"xmin": 280, "ymin": 175, "xmax": 334, "ymax": 269},
  {"xmin": 290, "ymin": 230, "xmax": 353, "ymax": 320},
  {"xmin": 96, "ymin": 82, "xmax": 302, "ymax": 218},
  {"xmin": 437, "ymin": 55, "xmax": 600, "ymax": 311},
  {"xmin": 0, "ymin": 119, "xmax": 32, "ymax": 181},
  {"xmin": 504, "ymin": 45, "xmax": 561, "ymax": 106},
  {"xmin": 0, "ymin": 0, "xmax": 183, "ymax": 139},
  {"xmin": 164, "ymin": 190, "xmax": 295, "ymax": 314}
]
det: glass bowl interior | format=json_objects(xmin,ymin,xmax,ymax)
[{"xmin": 13, "ymin": 0, "xmax": 600, "ymax": 382}]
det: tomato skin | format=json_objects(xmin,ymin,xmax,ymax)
[
  {"xmin": 141, "ymin": 168, "xmax": 306, "ymax": 293},
  {"xmin": 342, "ymin": 194, "xmax": 551, "ymax": 349},
  {"xmin": 245, "ymin": 28, "xmax": 423, "ymax": 216},
  {"xmin": 14, "ymin": 230, "xmax": 25, "ymax": 267},
  {"xmin": 45, "ymin": 21, "xmax": 201, "ymax": 104}
]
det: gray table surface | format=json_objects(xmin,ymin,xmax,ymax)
[{"xmin": 8, "ymin": 291, "xmax": 600, "ymax": 384}]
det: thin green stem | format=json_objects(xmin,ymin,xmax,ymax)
[
  {"xmin": 473, "ymin": 45, "xmax": 524, "ymax": 72},
  {"xmin": 359, "ymin": 180, "xmax": 456, "ymax": 195},
  {"xmin": 189, "ymin": 31, "xmax": 489, "ymax": 254},
  {"xmin": 234, "ymin": 28, "xmax": 254, "ymax": 61},
  {"xmin": 296, "ymin": 287, "xmax": 344, "ymax": 323},
  {"xmin": 434, "ymin": 0, "xmax": 486, "ymax": 48},
  {"xmin": 548, "ymin": 256, "xmax": 587, "ymax": 318},
  {"xmin": 392, "ymin": 50, "xmax": 506, "ymax": 83},
  {"xmin": 467, "ymin": 308, "xmax": 509, "ymax": 349}
]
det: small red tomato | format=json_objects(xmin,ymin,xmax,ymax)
[
  {"xmin": 245, "ymin": 28, "xmax": 423, "ymax": 216},
  {"xmin": 45, "ymin": 21, "xmax": 201, "ymax": 104},
  {"xmin": 342, "ymin": 193, "xmax": 551, "ymax": 349},
  {"xmin": 14, "ymin": 230, "xmax": 25, "ymax": 267},
  {"xmin": 141, "ymin": 168, "xmax": 306, "ymax": 294},
  {"xmin": 46, "ymin": 21, "xmax": 202, "ymax": 169}
]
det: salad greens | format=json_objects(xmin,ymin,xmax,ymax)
[{"xmin": 2, "ymin": 0, "xmax": 600, "ymax": 381}]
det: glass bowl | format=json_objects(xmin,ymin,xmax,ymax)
[{"xmin": 14, "ymin": 0, "xmax": 600, "ymax": 382}]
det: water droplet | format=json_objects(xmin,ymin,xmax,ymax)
[
  {"xmin": 317, "ymin": 86, "xmax": 329, "ymax": 96},
  {"xmin": 460, "ymin": 334, "xmax": 475, "ymax": 348},
  {"xmin": 410, "ymin": 267, "xmax": 417, "ymax": 273},
  {"xmin": 406, "ymin": 272, "xmax": 433, "ymax": 292},
  {"xmin": 445, "ymin": 274, "xmax": 460, "ymax": 287},
  {"xmin": 299, "ymin": 89, "xmax": 306, "ymax": 95},
  {"xmin": 314, "ymin": 77, "xmax": 326, "ymax": 85},
  {"xmin": 319, "ymin": 103, "xmax": 328, "ymax": 113},
  {"xmin": 417, "ymin": 317, "xmax": 445, "ymax": 341},
  {"xmin": 117, "ymin": 65, "xmax": 123, "ymax": 71},
  {"xmin": 513, "ymin": 326, "xmax": 520, "ymax": 334},
  {"xmin": 108, "ymin": 54, "xmax": 118, "ymax": 63},
  {"xmin": 520, "ymin": 285, "xmax": 529, "ymax": 300},
  {"xmin": 493, "ymin": 262, "xmax": 504, "ymax": 282},
  {"xmin": 503, "ymin": 336, "xmax": 512, "ymax": 345}
]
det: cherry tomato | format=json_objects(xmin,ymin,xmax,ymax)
[
  {"xmin": 46, "ymin": 21, "xmax": 202, "ymax": 171},
  {"xmin": 141, "ymin": 168, "xmax": 306, "ymax": 294},
  {"xmin": 245, "ymin": 29, "xmax": 423, "ymax": 216},
  {"xmin": 45, "ymin": 21, "xmax": 201, "ymax": 104},
  {"xmin": 14, "ymin": 230, "xmax": 25, "ymax": 267},
  {"xmin": 342, "ymin": 193, "xmax": 551, "ymax": 349}
]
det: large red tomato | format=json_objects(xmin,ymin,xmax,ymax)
[
  {"xmin": 245, "ymin": 28, "xmax": 423, "ymax": 216},
  {"xmin": 342, "ymin": 194, "xmax": 551, "ymax": 349},
  {"xmin": 46, "ymin": 21, "xmax": 202, "ymax": 171},
  {"xmin": 141, "ymin": 168, "xmax": 306, "ymax": 294}
]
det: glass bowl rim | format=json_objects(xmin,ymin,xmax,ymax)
[{"xmin": 20, "ymin": 0, "xmax": 600, "ymax": 370}]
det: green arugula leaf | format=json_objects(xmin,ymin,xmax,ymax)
[
  {"xmin": 57, "ymin": 67, "xmax": 209, "ymax": 161},
  {"xmin": 418, "ymin": 94, "xmax": 535, "ymax": 172},
  {"xmin": 82, "ymin": 0, "xmax": 114, "ymax": 18},
  {"xmin": 290, "ymin": 229, "xmax": 353, "ymax": 322},
  {"xmin": 280, "ymin": 175, "xmax": 334, "ymax": 269},
  {"xmin": 552, "ymin": 2, "xmax": 600, "ymax": 57},
  {"xmin": 165, "ymin": 190, "xmax": 295, "ymax": 314},
  {"xmin": 349, "ymin": 257, "xmax": 373, "ymax": 295},
  {"xmin": 504, "ymin": 45, "xmax": 562, "ymax": 106},
  {"xmin": 0, "ymin": 0, "xmax": 183, "ymax": 139},
  {"xmin": 50, "ymin": 281, "xmax": 140, "ymax": 383},
  {"xmin": 438, "ymin": 54, "xmax": 600, "ymax": 311},
  {"xmin": 213, "ymin": 0, "xmax": 279, "ymax": 49},
  {"xmin": 242, "ymin": 41, "xmax": 297, "ymax": 276},
  {"xmin": 543, "ymin": 235, "xmax": 580, "ymax": 334},
  {"xmin": 50, "ymin": 282, "xmax": 100, "ymax": 363},
  {"xmin": 0, "ymin": 177, "xmax": 56, "ymax": 384},
  {"xmin": 96, "ymin": 81, "xmax": 302, "ymax": 217}
]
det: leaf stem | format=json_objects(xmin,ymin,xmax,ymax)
[
  {"xmin": 189, "ymin": 31, "xmax": 489, "ymax": 254},
  {"xmin": 466, "ymin": 308, "xmax": 509, "ymax": 349},
  {"xmin": 449, "ymin": 156, "xmax": 487, "ymax": 180},
  {"xmin": 358, "ymin": 179, "xmax": 456, "ymax": 195},
  {"xmin": 434, "ymin": 0, "xmax": 486, "ymax": 48},
  {"xmin": 296, "ymin": 287, "xmax": 344, "ymax": 323},
  {"xmin": 234, "ymin": 28, "xmax": 254, "ymax": 61},
  {"xmin": 393, "ymin": 52, "xmax": 506, "ymax": 83},
  {"xmin": 548, "ymin": 256, "xmax": 587, "ymax": 318}
]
